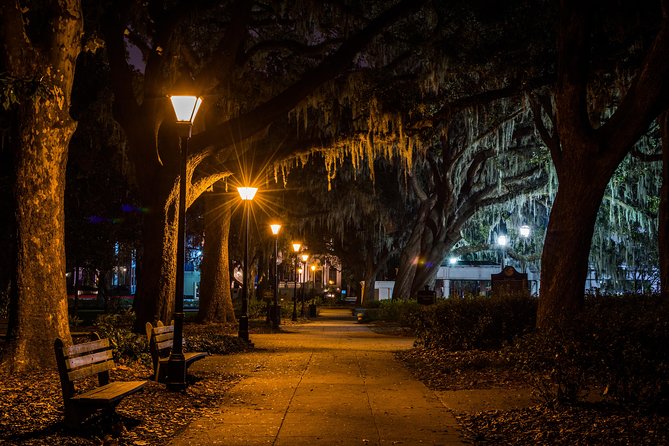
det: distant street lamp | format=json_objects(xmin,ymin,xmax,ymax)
[
  {"xmin": 519, "ymin": 225, "xmax": 531, "ymax": 272},
  {"xmin": 291, "ymin": 242, "xmax": 301, "ymax": 321},
  {"xmin": 237, "ymin": 186, "xmax": 258, "ymax": 343},
  {"xmin": 167, "ymin": 94, "xmax": 203, "ymax": 391},
  {"xmin": 300, "ymin": 253, "xmax": 309, "ymax": 317},
  {"xmin": 270, "ymin": 223, "xmax": 282, "ymax": 328},
  {"xmin": 497, "ymin": 234, "xmax": 508, "ymax": 268}
]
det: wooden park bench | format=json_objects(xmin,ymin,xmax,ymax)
[
  {"xmin": 54, "ymin": 334, "xmax": 147, "ymax": 427},
  {"xmin": 145, "ymin": 321, "xmax": 208, "ymax": 382}
]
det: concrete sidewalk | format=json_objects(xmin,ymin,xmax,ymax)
[{"xmin": 170, "ymin": 308, "xmax": 465, "ymax": 446}]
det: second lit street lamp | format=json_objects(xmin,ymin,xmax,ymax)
[
  {"xmin": 300, "ymin": 252, "xmax": 309, "ymax": 317},
  {"xmin": 270, "ymin": 223, "xmax": 282, "ymax": 328},
  {"xmin": 238, "ymin": 186, "xmax": 258, "ymax": 344},
  {"xmin": 291, "ymin": 242, "xmax": 301, "ymax": 321},
  {"xmin": 167, "ymin": 93, "xmax": 203, "ymax": 391}
]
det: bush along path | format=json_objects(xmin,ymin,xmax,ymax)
[{"xmin": 396, "ymin": 294, "xmax": 669, "ymax": 445}]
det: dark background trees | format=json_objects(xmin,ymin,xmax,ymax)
[{"xmin": 2, "ymin": 0, "xmax": 669, "ymax": 371}]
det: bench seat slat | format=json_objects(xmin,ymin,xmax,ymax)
[
  {"xmin": 72, "ymin": 380, "xmax": 146, "ymax": 405},
  {"xmin": 157, "ymin": 351, "xmax": 209, "ymax": 365},
  {"xmin": 65, "ymin": 350, "xmax": 113, "ymax": 369},
  {"xmin": 67, "ymin": 359, "xmax": 116, "ymax": 381}
]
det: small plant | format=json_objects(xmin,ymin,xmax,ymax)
[{"xmin": 94, "ymin": 309, "xmax": 149, "ymax": 364}]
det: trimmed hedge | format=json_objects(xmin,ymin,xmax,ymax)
[
  {"xmin": 509, "ymin": 294, "xmax": 669, "ymax": 408},
  {"xmin": 413, "ymin": 294, "xmax": 537, "ymax": 350}
]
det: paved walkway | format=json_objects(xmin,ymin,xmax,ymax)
[{"xmin": 170, "ymin": 308, "xmax": 465, "ymax": 446}]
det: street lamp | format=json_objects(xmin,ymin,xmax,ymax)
[
  {"xmin": 291, "ymin": 242, "xmax": 301, "ymax": 321},
  {"xmin": 300, "ymin": 253, "xmax": 309, "ymax": 317},
  {"xmin": 237, "ymin": 186, "xmax": 258, "ymax": 343},
  {"xmin": 167, "ymin": 94, "xmax": 203, "ymax": 391},
  {"xmin": 497, "ymin": 234, "xmax": 508, "ymax": 268},
  {"xmin": 270, "ymin": 223, "xmax": 282, "ymax": 328},
  {"xmin": 519, "ymin": 225, "xmax": 531, "ymax": 238}
]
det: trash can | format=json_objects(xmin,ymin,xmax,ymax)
[{"xmin": 308, "ymin": 304, "xmax": 317, "ymax": 317}]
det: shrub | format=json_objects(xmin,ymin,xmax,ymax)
[
  {"xmin": 509, "ymin": 294, "xmax": 669, "ymax": 409},
  {"xmin": 93, "ymin": 310, "xmax": 149, "ymax": 363},
  {"xmin": 413, "ymin": 294, "xmax": 537, "ymax": 351}
]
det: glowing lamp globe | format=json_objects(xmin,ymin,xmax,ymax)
[
  {"xmin": 237, "ymin": 187, "xmax": 258, "ymax": 201},
  {"xmin": 169, "ymin": 95, "xmax": 203, "ymax": 123},
  {"xmin": 270, "ymin": 224, "xmax": 282, "ymax": 235}
]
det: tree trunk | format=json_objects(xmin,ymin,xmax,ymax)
[
  {"xmin": 361, "ymin": 255, "xmax": 378, "ymax": 305},
  {"xmin": 410, "ymin": 243, "xmax": 449, "ymax": 296},
  {"xmin": 1, "ymin": 2, "xmax": 82, "ymax": 371},
  {"xmin": 133, "ymin": 197, "xmax": 178, "ymax": 329},
  {"xmin": 198, "ymin": 188, "xmax": 236, "ymax": 323},
  {"xmin": 392, "ymin": 198, "xmax": 434, "ymax": 300},
  {"xmin": 659, "ymin": 110, "xmax": 669, "ymax": 298},
  {"xmin": 537, "ymin": 168, "xmax": 609, "ymax": 328}
]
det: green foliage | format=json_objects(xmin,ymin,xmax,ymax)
[
  {"xmin": 413, "ymin": 294, "xmax": 537, "ymax": 350},
  {"xmin": 360, "ymin": 299, "xmax": 423, "ymax": 325},
  {"xmin": 93, "ymin": 310, "xmax": 148, "ymax": 363},
  {"xmin": 510, "ymin": 295, "xmax": 669, "ymax": 409},
  {"xmin": 185, "ymin": 331, "xmax": 248, "ymax": 354}
]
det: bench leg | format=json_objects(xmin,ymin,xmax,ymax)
[{"xmin": 63, "ymin": 404, "xmax": 89, "ymax": 429}]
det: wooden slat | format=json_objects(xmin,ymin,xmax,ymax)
[
  {"xmin": 152, "ymin": 325, "xmax": 174, "ymax": 335},
  {"xmin": 72, "ymin": 380, "xmax": 146, "ymax": 405},
  {"xmin": 67, "ymin": 359, "xmax": 115, "ymax": 381},
  {"xmin": 154, "ymin": 332, "xmax": 173, "ymax": 343},
  {"xmin": 156, "ymin": 339, "xmax": 173, "ymax": 351},
  {"xmin": 65, "ymin": 350, "xmax": 113, "ymax": 370},
  {"xmin": 158, "ymin": 351, "xmax": 208, "ymax": 364},
  {"xmin": 63, "ymin": 338, "xmax": 110, "ymax": 357},
  {"xmin": 185, "ymin": 352, "xmax": 209, "ymax": 363}
]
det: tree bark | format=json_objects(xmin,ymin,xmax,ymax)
[
  {"xmin": 0, "ymin": 1, "xmax": 82, "ymax": 371},
  {"xmin": 198, "ymin": 186, "xmax": 236, "ymax": 323},
  {"xmin": 537, "ymin": 167, "xmax": 609, "ymax": 327}
]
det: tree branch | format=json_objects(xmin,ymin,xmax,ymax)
[{"xmin": 189, "ymin": 0, "xmax": 429, "ymax": 157}]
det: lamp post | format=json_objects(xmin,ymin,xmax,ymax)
[
  {"xmin": 300, "ymin": 253, "xmax": 309, "ymax": 317},
  {"xmin": 167, "ymin": 94, "xmax": 203, "ymax": 391},
  {"xmin": 270, "ymin": 223, "xmax": 281, "ymax": 328},
  {"xmin": 237, "ymin": 186, "xmax": 258, "ymax": 343},
  {"xmin": 291, "ymin": 242, "xmax": 301, "ymax": 321}
]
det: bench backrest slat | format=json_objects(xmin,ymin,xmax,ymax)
[
  {"xmin": 156, "ymin": 339, "xmax": 174, "ymax": 351},
  {"xmin": 63, "ymin": 338, "xmax": 110, "ymax": 356},
  {"xmin": 65, "ymin": 349, "xmax": 113, "ymax": 370},
  {"xmin": 154, "ymin": 332, "xmax": 173, "ymax": 343},
  {"xmin": 153, "ymin": 325, "xmax": 173, "ymax": 335},
  {"xmin": 67, "ymin": 359, "xmax": 116, "ymax": 382}
]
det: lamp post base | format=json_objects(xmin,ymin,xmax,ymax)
[
  {"xmin": 238, "ymin": 314, "xmax": 254, "ymax": 347},
  {"xmin": 165, "ymin": 353, "xmax": 187, "ymax": 391},
  {"xmin": 271, "ymin": 304, "xmax": 281, "ymax": 328}
]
